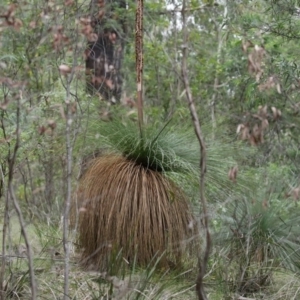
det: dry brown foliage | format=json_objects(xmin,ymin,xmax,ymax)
[
  {"xmin": 236, "ymin": 105, "xmax": 281, "ymax": 146},
  {"xmin": 72, "ymin": 155, "xmax": 197, "ymax": 270},
  {"xmin": 242, "ymin": 41, "xmax": 266, "ymax": 82}
]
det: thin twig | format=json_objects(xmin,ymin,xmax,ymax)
[
  {"xmin": 63, "ymin": 77, "xmax": 73, "ymax": 300},
  {"xmin": 62, "ymin": 22, "xmax": 80, "ymax": 300},
  {"xmin": 0, "ymin": 164, "xmax": 8, "ymax": 300},
  {"xmin": 62, "ymin": 64, "xmax": 74, "ymax": 300},
  {"xmin": 181, "ymin": 1, "xmax": 211, "ymax": 300},
  {"xmin": 210, "ymin": 3, "xmax": 228, "ymax": 135},
  {"xmin": 0, "ymin": 110, "xmax": 9, "ymax": 300},
  {"xmin": 8, "ymin": 96, "xmax": 37, "ymax": 299}
]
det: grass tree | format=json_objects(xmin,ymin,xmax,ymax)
[
  {"xmin": 211, "ymin": 169, "xmax": 300, "ymax": 297},
  {"xmin": 74, "ymin": 120, "xmax": 200, "ymax": 270},
  {"xmin": 72, "ymin": 0, "xmax": 199, "ymax": 272}
]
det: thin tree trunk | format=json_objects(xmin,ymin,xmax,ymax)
[
  {"xmin": 0, "ymin": 164, "xmax": 8, "ymax": 300},
  {"xmin": 8, "ymin": 99, "xmax": 37, "ymax": 299},
  {"xmin": 0, "ymin": 113, "xmax": 8, "ymax": 300},
  {"xmin": 211, "ymin": 1, "xmax": 228, "ymax": 135},
  {"xmin": 181, "ymin": 1, "xmax": 211, "ymax": 300},
  {"xmin": 44, "ymin": 141, "xmax": 54, "ymax": 210},
  {"xmin": 63, "ymin": 91, "xmax": 73, "ymax": 300},
  {"xmin": 136, "ymin": 0, "xmax": 144, "ymax": 134},
  {"xmin": 62, "ymin": 19, "xmax": 81, "ymax": 299}
]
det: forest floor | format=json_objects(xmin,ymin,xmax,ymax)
[{"xmin": 1, "ymin": 213, "xmax": 299, "ymax": 299}]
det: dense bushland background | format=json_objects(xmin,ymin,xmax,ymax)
[{"xmin": 1, "ymin": 0, "xmax": 300, "ymax": 299}]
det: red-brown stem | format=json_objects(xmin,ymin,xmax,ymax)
[{"xmin": 181, "ymin": 1, "xmax": 211, "ymax": 300}]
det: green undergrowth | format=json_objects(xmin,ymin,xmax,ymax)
[
  {"xmin": 3, "ymin": 214, "xmax": 300, "ymax": 300},
  {"xmin": 2, "ymin": 107, "xmax": 300, "ymax": 299},
  {"xmin": 2, "ymin": 219, "xmax": 198, "ymax": 299}
]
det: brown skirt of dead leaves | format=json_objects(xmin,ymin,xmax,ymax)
[{"xmin": 71, "ymin": 154, "xmax": 198, "ymax": 270}]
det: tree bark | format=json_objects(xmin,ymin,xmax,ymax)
[{"xmin": 85, "ymin": 0, "xmax": 127, "ymax": 103}]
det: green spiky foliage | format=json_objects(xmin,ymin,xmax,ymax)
[
  {"xmin": 97, "ymin": 119, "xmax": 200, "ymax": 175},
  {"xmin": 73, "ymin": 119, "xmax": 200, "ymax": 270},
  {"xmin": 80, "ymin": 117, "xmax": 256, "ymax": 203},
  {"xmin": 214, "ymin": 189, "xmax": 300, "ymax": 295}
]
